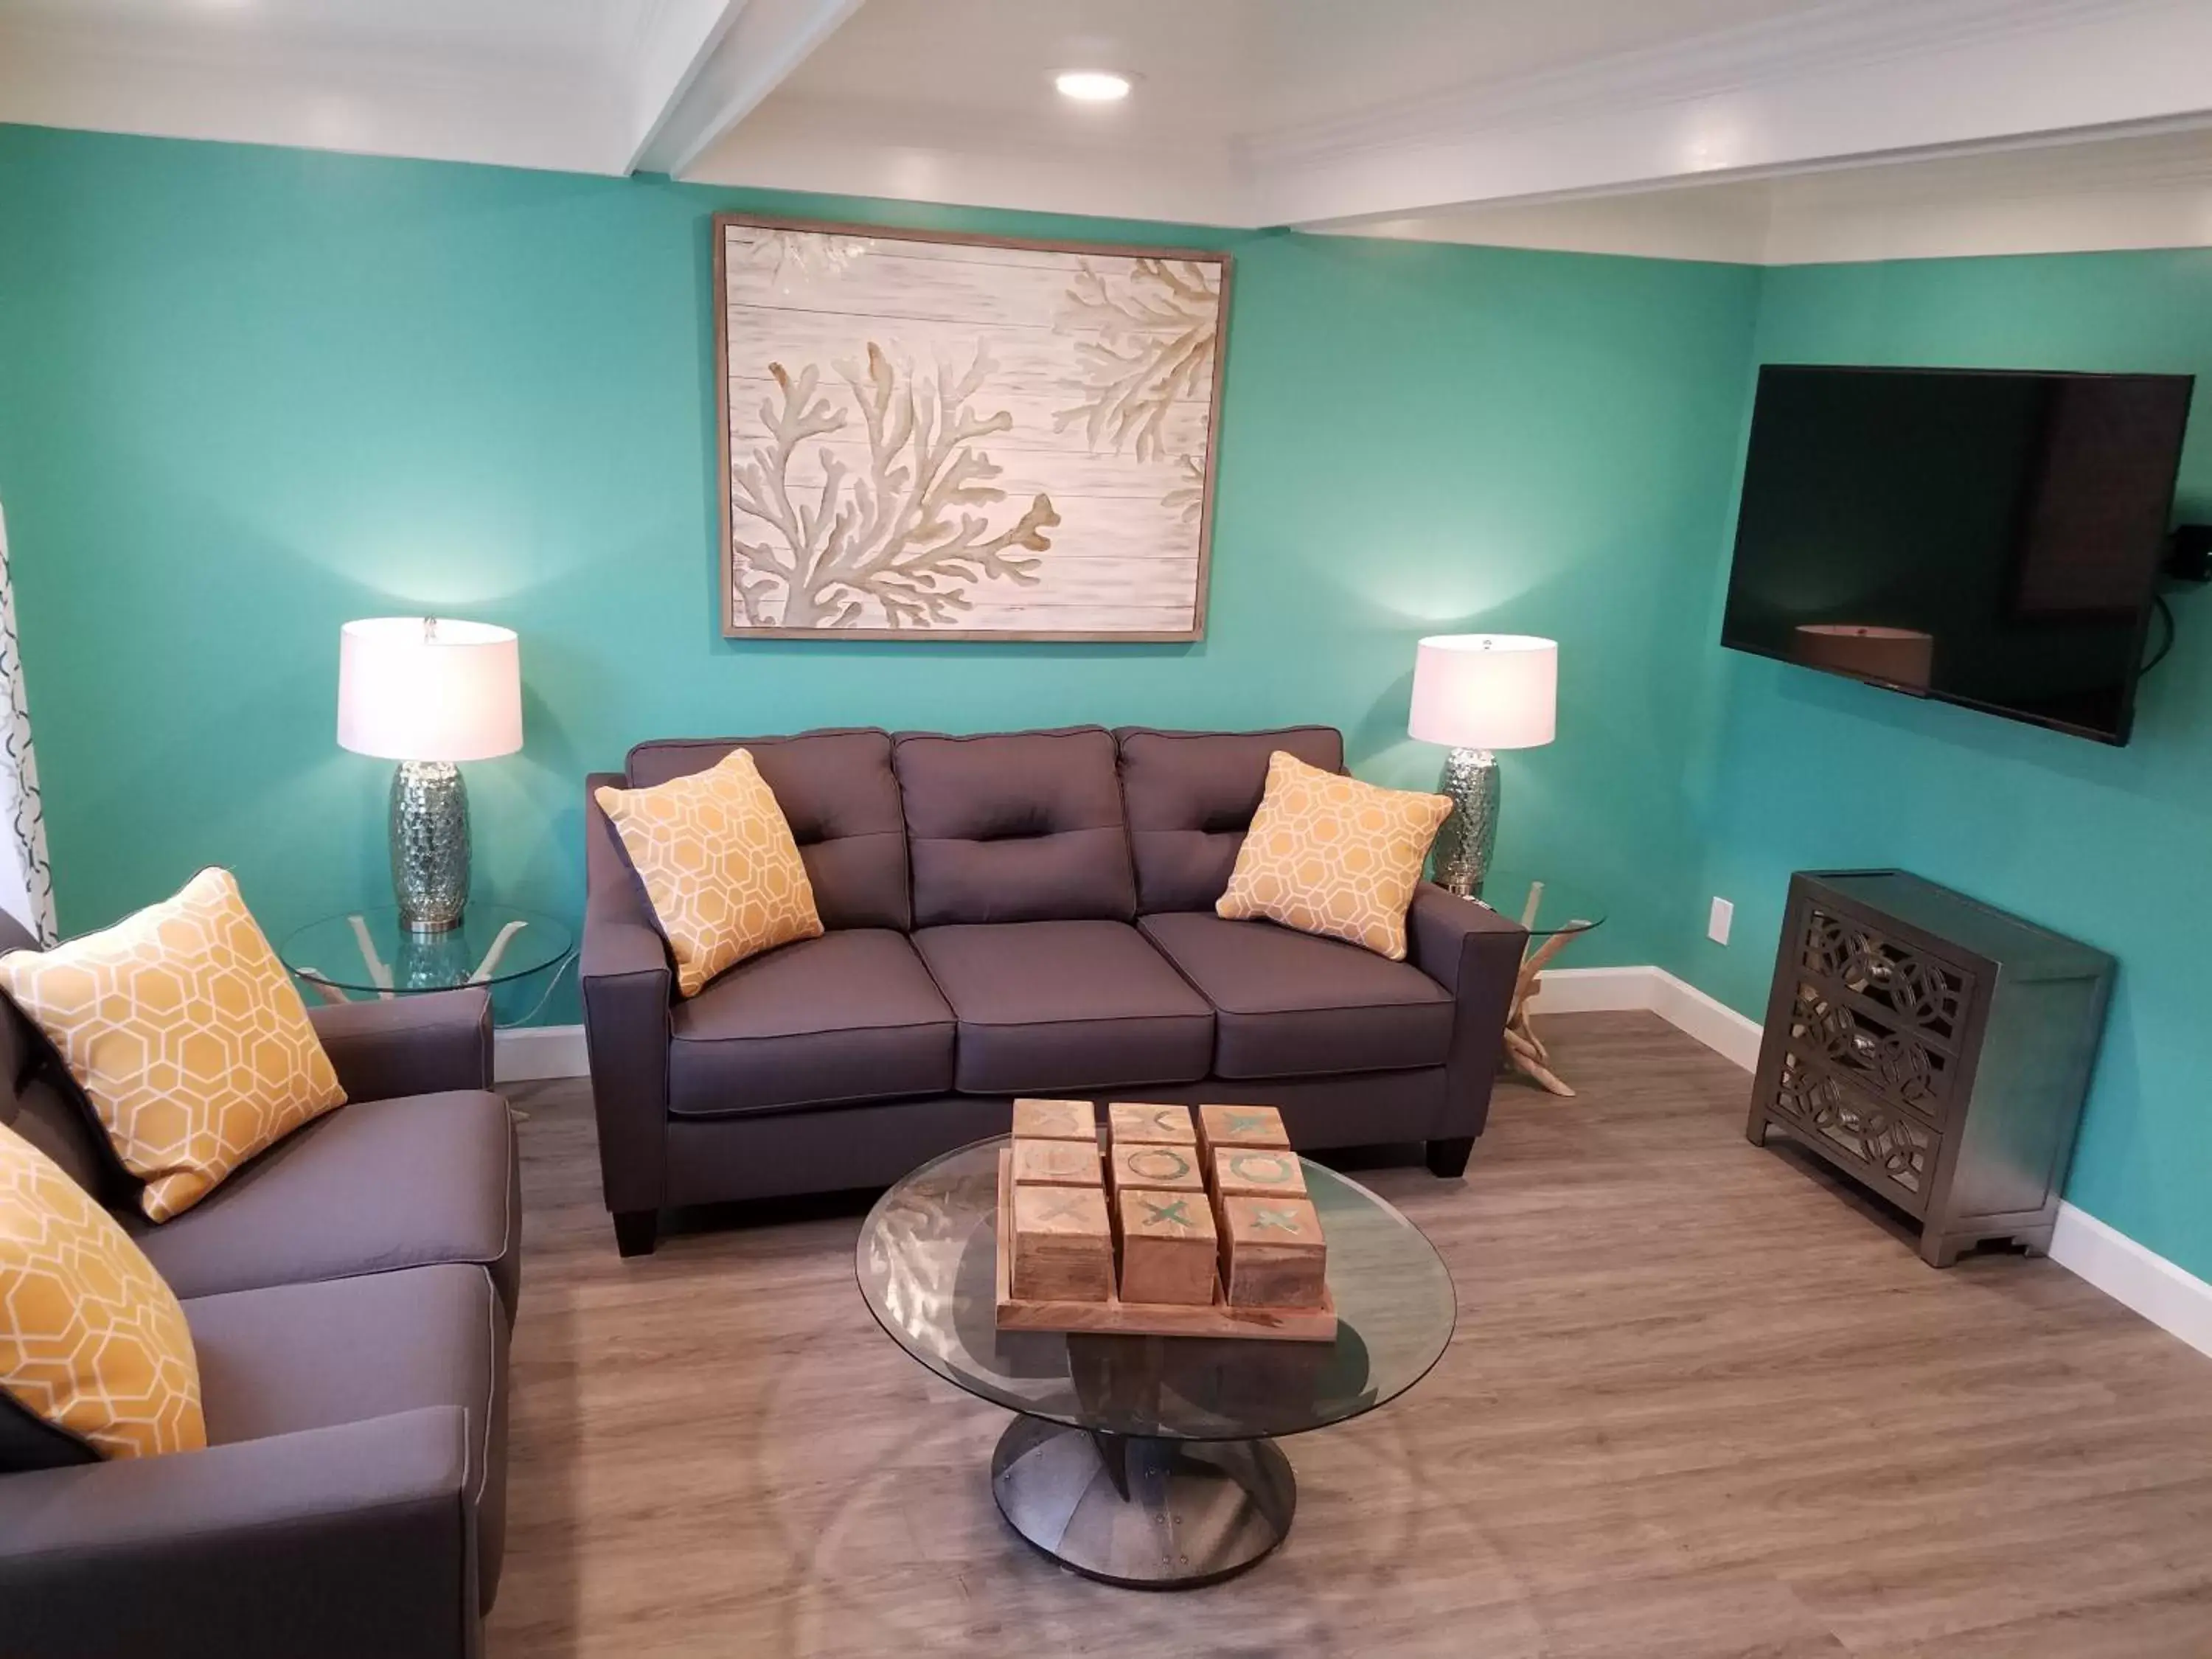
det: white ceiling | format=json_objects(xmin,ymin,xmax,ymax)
[{"xmin": 6, "ymin": 0, "xmax": 2212, "ymax": 263}]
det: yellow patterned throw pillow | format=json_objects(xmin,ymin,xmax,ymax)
[
  {"xmin": 1217, "ymin": 751, "xmax": 1453, "ymax": 961},
  {"xmin": 595, "ymin": 748, "xmax": 823, "ymax": 998},
  {"xmin": 0, "ymin": 1120, "xmax": 206, "ymax": 1458},
  {"xmin": 0, "ymin": 868, "xmax": 346, "ymax": 1222}
]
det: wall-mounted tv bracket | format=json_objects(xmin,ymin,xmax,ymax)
[{"xmin": 2167, "ymin": 525, "xmax": 2212, "ymax": 585}]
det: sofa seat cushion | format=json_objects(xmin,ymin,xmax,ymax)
[
  {"xmin": 130, "ymin": 1091, "xmax": 519, "ymax": 1320},
  {"xmin": 185, "ymin": 1263, "xmax": 507, "ymax": 1611},
  {"xmin": 1139, "ymin": 911, "xmax": 1453, "ymax": 1079},
  {"xmin": 912, "ymin": 920, "xmax": 1214, "ymax": 1094},
  {"xmin": 669, "ymin": 930, "xmax": 955, "ymax": 1118}
]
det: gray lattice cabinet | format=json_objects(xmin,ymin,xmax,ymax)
[{"xmin": 1747, "ymin": 870, "xmax": 2114, "ymax": 1267}]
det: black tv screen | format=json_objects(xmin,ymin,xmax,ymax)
[{"xmin": 1722, "ymin": 364, "xmax": 2193, "ymax": 744}]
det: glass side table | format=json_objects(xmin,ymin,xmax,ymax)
[
  {"xmin": 278, "ymin": 904, "xmax": 574, "ymax": 1021},
  {"xmin": 1472, "ymin": 872, "xmax": 1607, "ymax": 1099}
]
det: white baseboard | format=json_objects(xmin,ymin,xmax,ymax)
[
  {"xmin": 505, "ymin": 964, "xmax": 2212, "ymax": 1360},
  {"xmin": 1531, "ymin": 965, "xmax": 1767, "ymax": 1071},
  {"xmin": 2048, "ymin": 1203, "xmax": 2212, "ymax": 1360},
  {"xmin": 1535, "ymin": 964, "xmax": 2212, "ymax": 1362},
  {"xmin": 493, "ymin": 1023, "xmax": 588, "ymax": 1082}
]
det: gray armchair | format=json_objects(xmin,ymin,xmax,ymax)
[{"xmin": 0, "ymin": 902, "xmax": 515, "ymax": 1659}]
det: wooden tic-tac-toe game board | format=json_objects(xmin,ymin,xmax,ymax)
[{"xmin": 995, "ymin": 1099, "xmax": 1335, "ymax": 1342}]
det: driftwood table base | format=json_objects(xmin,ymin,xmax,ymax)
[{"xmin": 1498, "ymin": 880, "xmax": 1592, "ymax": 1099}]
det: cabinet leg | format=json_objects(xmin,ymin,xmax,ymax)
[
  {"xmin": 1745, "ymin": 1112, "xmax": 1769, "ymax": 1147},
  {"xmin": 1425, "ymin": 1136, "xmax": 1475, "ymax": 1179},
  {"xmin": 612, "ymin": 1209, "xmax": 658, "ymax": 1258},
  {"xmin": 1922, "ymin": 1232, "xmax": 1964, "ymax": 1268}
]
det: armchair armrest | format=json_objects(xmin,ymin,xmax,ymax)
[
  {"xmin": 1406, "ymin": 882, "xmax": 1528, "ymax": 1141},
  {"xmin": 581, "ymin": 773, "xmax": 672, "ymax": 1225},
  {"xmin": 0, "ymin": 1407, "xmax": 477, "ymax": 1659},
  {"xmin": 308, "ymin": 988, "xmax": 494, "ymax": 1102}
]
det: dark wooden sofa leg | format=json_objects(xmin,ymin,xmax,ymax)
[
  {"xmin": 613, "ymin": 1209, "xmax": 658, "ymax": 1258},
  {"xmin": 1425, "ymin": 1136, "xmax": 1475, "ymax": 1179}
]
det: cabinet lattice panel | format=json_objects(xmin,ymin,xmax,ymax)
[{"xmin": 1750, "ymin": 872, "xmax": 2112, "ymax": 1267}]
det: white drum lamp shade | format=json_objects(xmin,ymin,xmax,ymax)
[
  {"xmin": 1408, "ymin": 633, "xmax": 1557, "ymax": 902},
  {"xmin": 338, "ymin": 617, "xmax": 521, "ymax": 934},
  {"xmin": 338, "ymin": 618, "xmax": 522, "ymax": 762},
  {"xmin": 1408, "ymin": 634, "xmax": 1558, "ymax": 751}
]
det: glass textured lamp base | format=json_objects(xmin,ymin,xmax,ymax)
[
  {"xmin": 390, "ymin": 760, "xmax": 470, "ymax": 933},
  {"xmin": 1430, "ymin": 746, "xmax": 1500, "ymax": 899}
]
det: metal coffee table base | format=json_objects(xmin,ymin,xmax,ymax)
[{"xmin": 990, "ymin": 1414, "xmax": 1296, "ymax": 1588}]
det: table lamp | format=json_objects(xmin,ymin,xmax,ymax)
[
  {"xmin": 338, "ymin": 617, "xmax": 522, "ymax": 933},
  {"xmin": 1408, "ymin": 634, "xmax": 1557, "ymax": 899}
]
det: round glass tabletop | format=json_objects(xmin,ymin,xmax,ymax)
[
  {"xmin": 1473, "ymin": 871, "xmax": 1606, "ymax": 937},
  {"xmin": 279, "ymin": 905, "xmax": 573, "ymax": 995},
  {"xmin": 856, "ymin": 1137, "xmax": 1456, "ymax": 1442}
]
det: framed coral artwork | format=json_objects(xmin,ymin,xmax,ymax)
[{"xmin": 713, "ymin": 215, "xmax": 1231, "ymax": 640}]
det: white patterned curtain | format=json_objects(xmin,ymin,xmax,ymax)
[{"xmin": 0, "ymin": 501, "xmax": 55, "ymax": 943}]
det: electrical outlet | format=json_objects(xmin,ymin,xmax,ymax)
[{"xmin": 1708, "ymin": 897, "xmax": 1734, "ymax": 945}]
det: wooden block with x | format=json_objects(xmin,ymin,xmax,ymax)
[
  {"xmin": 1218, "ymin": 1194, "xmax": 1327, "ymax": 1310},
  {"xmin": 1117, "ymin": 1186, "xmax": 1219, "ymax": 1307},
  {"xmin": 1198, "ymin": 1102, "xmax": 1290, "ymax": 1158},
  {"xmin": 1010, "ymin": 1183, "xmax": 1113, "ymax": 1303}
]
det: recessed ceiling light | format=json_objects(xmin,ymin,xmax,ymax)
[{"xmin": 1055, "ymin": 70, "xmax": 1133, "ymax": 103}]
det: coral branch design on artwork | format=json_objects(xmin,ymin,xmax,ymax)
[
  {"xmin": 1054, "ymin": 258, "xmax": 1220, "ymax": 465},
  {"xmin": 729, "ymin": 342, "xmax": 1061, "ymax": 630},
  {"xmin": 716, "ymin": 218, "xmax": 1228, "ymax": 638},
  {"xmin": 1162, "ymin": 456, "xmax": 1206, "ymax": 529}
]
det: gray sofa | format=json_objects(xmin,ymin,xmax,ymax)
[
  {"xmin": 0, "ymin": 911, "xmax": 516, "ymax": 1659},
  {"xmin": 584, "ymin": 725, "xmax": 1527, "ymax": 1256}
]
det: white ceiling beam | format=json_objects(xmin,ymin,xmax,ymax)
[
  {"xmin": 632, "ymin": 0, "xmax": 866, "ymax": 180},
  {"xmin": 619, "ymin": 0, "xmax": 756, "ymax": 175},
  {"xmin": 1252, "ymin": 0, "xmax": 2212, "ymax": 229}
]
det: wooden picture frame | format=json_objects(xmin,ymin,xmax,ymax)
[{"xmin": 712, "ymin": 213, "xmax": 1231, "ymax": 641}]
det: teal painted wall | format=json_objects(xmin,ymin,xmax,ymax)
[
  {"xmin": 1669, "ymin": 249, "xmax": 2212, "ymax": 1281},
  {"xmin": 0, "ymin": 124, "xmax": 1760, "ymax": 1025}
]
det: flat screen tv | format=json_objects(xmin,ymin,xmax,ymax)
[{"xmin": 1722, "ymin": 364, "xmax": 2194, "ymax": 745}]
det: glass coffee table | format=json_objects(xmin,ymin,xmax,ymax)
[{"xmin": 856, "ymin": 1136, "xmax": 1455, "ymax": 1588}]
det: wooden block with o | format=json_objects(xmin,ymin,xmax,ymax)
[
  {"xmin": 1108, "ymin": 1141, "xmax": 1204, "ymax": 1194},
  {"xmin": 1107, "ymin": 1102, "xmax": 1194, "ymax": 1147},
  {"xmin": 1212, "ymin": 1147, "xmax": 1308, "ymax": 1203},
  {"xmin": 1012, "ymin": 1137, "xmax": 1102, "ymax": 1188}
]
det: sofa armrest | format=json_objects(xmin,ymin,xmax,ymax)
[
  {"xmin": 308, "ymin": 989, "xmax": 494, "ymax": 1102},
  {"xmin": 0, "ymin": 1407, "xmax": 478, "ymax": 1659},
  {"xmin": 581, "ymin": 772, "xmax": 671, "ymax": 1217},
  {"xmin": 1406, "ymin": 882, "xmax": 1528, "ymax": 1138}
]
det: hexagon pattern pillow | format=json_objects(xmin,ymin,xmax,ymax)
[
  {"xmin": 0, "ymin": 867, "xmax": 345, "ymax": 1222},
  {"xmin": 0, "ymin": 1119, "xmax": 206, "ymax": 1459},
  {"xmin": 595, "ymin": 746, "xmax": 823, "ymax": 998},
  {"xmin": 1217, "ymin": 751, "xmax": 1452, "ymax": 961}
]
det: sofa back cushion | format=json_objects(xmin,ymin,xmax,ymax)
[
  {"xmin": 895, "ymin": 728, "xmax": 1138, "ymax": 927},
  {"xmin": 627, "ymin": 728, "xmax": 910, "ymax": 931},
  {"xmin": 1116, "ymin": 726, "xmax": 1346, "ymax": 913}
]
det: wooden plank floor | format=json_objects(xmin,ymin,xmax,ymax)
[{"xmin": 486, "ymin": 1013, "xmax": 2212, "ymax": 1658}]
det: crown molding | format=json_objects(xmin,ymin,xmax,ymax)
[
  {"xmin": 0, "ymin": 16, "xmax": 625, "ymax": 175},
  {"xmin": 1251, "ymin": 0, "xmax": 2212, "ymax": 228}
]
